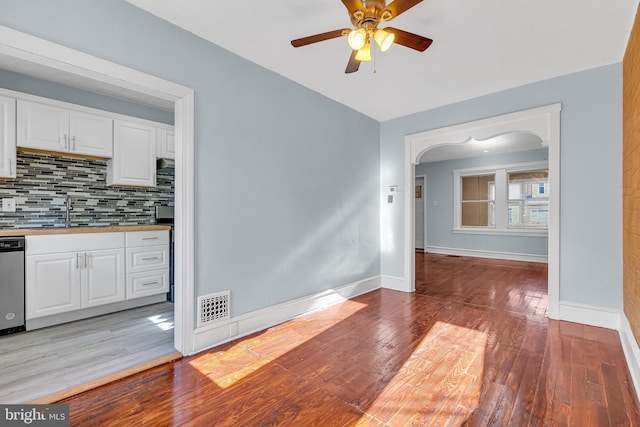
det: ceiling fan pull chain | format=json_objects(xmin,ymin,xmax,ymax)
[{"xmin": 373, "ymin": 41, "xmax": 377, "ymax": 74}]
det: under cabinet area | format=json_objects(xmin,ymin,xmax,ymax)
[
  {"xmin": 17, "ymin": 99, "xmax": 114, "ymax": 158},
  {"xmin": 24, "ymin": 228, "xmax": 170, "ymax": 329}
]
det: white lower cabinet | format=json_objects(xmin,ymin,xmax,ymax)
[
  {"xmin": 26, "ymin": 252, "xmax": 82, "ymax": 319},
  {"xmin": 26, "ymin": 233, "xmax": 125, "ymax": 320},
  {"xmin": 81, "ymin": 248, "xmax": 125, "ymax": 308},
  {"xmin": 127, "ymin": 270, "xmax": 169, "ymax": 299},
  {"xmin": 125, "ymin": 230, "xmax": 170, "ymax": 300},
  {"xmin": 25, "ymin": 230, "xmax": 169, "ymax": 323}
]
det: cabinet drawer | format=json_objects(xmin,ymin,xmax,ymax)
[
  {"xmin": 126, "ymin": 230, "xmax": 169, "ymax": 247},
  {"xmin": 126, "ymin": 245, "xmax": 168, "ymax": 273},
  {"xmin": 126, "ymin": 269, "xmax": 169, "ymax": 299},
  {"xmin": 26, "ymin": 232, "xmax": 124, "ymax": 255}
]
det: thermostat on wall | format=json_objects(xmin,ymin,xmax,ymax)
[{"xmin": 388, "ymin": 185, "xmax": 398, "ymax": 193}]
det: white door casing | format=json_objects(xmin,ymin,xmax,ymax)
[
  {"xmin": 0, "ymin": 25, "xmax": 196, "ymax": 354},
  {"xmin": 415, "ymin": 175, "xmax": 425, "ymax": 250},
  {"xmin": 402, "ymin": 104, "xmax": 561, "ymax": 319}
]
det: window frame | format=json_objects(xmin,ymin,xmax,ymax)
[{"xmin": 453, "ymin": 160, "xmax": 549, "ymax": 237}]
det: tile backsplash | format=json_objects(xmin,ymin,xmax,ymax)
[{"xmin": 0, "ymin": 152, "xmax": 174, "ymax": 229}]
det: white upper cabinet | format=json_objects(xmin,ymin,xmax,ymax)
[
  {"xmin": 157, "ymin": 128, "xmax": 175, "ymax": 160},
  {"xmin": 17, "ymin": 100, "xmax": 113, "ymax": 158},
  {"xmin": 69, "ymin": 110, "xmax": 114, "ymax": 157},
  {"xmin": 0, "ymin": 95, "xmax": 16, "ymax": 179},
  {"xmin": 107, "ymin": 120, "xmax": 157, "ymax": 187}
]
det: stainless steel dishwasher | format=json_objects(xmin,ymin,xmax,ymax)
[{"xmin": 0, "ymin": 236, "xmax": 25, "ymax": 336}]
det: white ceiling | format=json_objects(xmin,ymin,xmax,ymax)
[{"xmin": 126, "ymin": 0, "xmax": 639, "ymax": 121}]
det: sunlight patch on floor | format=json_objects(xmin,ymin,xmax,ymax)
[
  {"xmin": 188, "ymin": 299, "xmax": 368, "ymax": 389},
  {"xmin": 147, "ymin": 315, "xmax": 174, "ymax": 331},
  {"xmin": 367, "ymin": 321, "xmax": 487, "ymax": 425}
]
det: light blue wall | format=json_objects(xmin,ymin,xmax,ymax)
[
  {"xmin": 382, "ymin": 64, "xmax": 623, "ymax": 310},
  {"xmin": 0, "ymin": 68, "xmax": 174, "ymax": 124},
  {"xmin": 0, "ymin": 1, "xmax": 381, "ymax": 317},
  {"xmin": 415, "ymin": 149, "xmax": 549, "ymax": 256}
]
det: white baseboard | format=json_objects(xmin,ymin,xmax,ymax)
[
  {"xmin": 558, "ymin": 301, "xmax": 621, "ymax": 330},
  {"xmin": 381, "ymin": 275, "xmax": 410, "ymax": 292},
  {"xmin": 192, "ymin": 275, "xmax": 381, "ymax": 354},
  {"xmin": 426, "ymin": 246, "xmax": 548, "ymax": 264},
  {"xmin": 619, "ymin": 314, "xmax": 640, "ymax": 399}
]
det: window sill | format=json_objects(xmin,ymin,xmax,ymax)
[{"xmin": 453, "ymin": 228, "xmax": 548, "ymax": 237}]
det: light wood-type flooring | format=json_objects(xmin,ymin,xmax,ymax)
[
  {"xmin": 0, "ymin": 302, "xmax": 177, "ymax": 404},
  {"xmin": 59, "ymin": 254, "xmax": 640, "ymax": 426}
]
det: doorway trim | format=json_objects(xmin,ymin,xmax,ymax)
[
  {"xmin": 0, "ymin": 26, "xmax": 196, "ymax": 353},
  {"xmin": 402, "ymin": 103, "xmax": 561, "ymax": 318},
  {"xmin": 414, "ymin": 174, "xmax": 426, "ymax": 251}
]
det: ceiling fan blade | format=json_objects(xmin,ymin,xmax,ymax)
[
  {"xmin": 382, "ymin": 0, "xmax": 423, "ymax": 20},
  {"xmin": 345, "ymin": 50, "xmax": 361, "ymax": 74},
  {"xmin": 342, "ymin": 0, "xmax": 364, "ymax": 15},
  {"xmin": 384, "ymin": 27, "xmax": 433, "ymax": 52},
  {"xmin": 291, "ymin": 29, "xmax": 350, "ymax": 47}
]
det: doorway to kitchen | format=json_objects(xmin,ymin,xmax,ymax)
[{"xmin": 0, "ymin": 25, "xmax": 195, "ymax": 402}]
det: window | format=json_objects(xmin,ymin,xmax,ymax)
[
  {"xmin": 508, "ymin": 171, "xmax": 549, "ymax": 228},
  {"xmin": 461, "ymin": 174, "xmax": 495, "ymax": 227},
  {"xmin": 454, "ymin": 161, "xmax": 549, "ymax": 236}
]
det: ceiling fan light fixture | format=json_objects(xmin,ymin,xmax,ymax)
[
  {"xmin": 374, "ymin": 29, "xmax": 395, "ymax": 52},
  {"xmin": 347, "ymin": 28, "xmax": 367, "ymax": 50},
  {"xmin": 355, "ymin": 41, "xmax": 372, "ymax": 62}
]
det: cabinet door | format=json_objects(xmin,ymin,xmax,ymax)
[
  {"xmin": 0, "ymin": 95, "xmax": 16, "ymax": 178},
  {"xmin": 107, "ymin": 120, "xmax": 156, "ymax": 187},
  {"xmin": 81, "ymin": 248, "xmax": 125, "ymax": 308},
  {"xmin": 70, "ymin": 111, "xmax": 113, "ymax": 158},
  {"xmin": 17, "ymin": 100, "xmax": 69, "ymax": 152},
  {"xmin": 157, "ymin": 128, "xmax": 175, "ymax": 159},
  {"xmin": 26, "ymin": 252, "xmax": 81, "ymax": 319}
]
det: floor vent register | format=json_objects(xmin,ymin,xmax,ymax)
[{"xmin": 197, "ymin": 291, "xmax": 231, "ymax": 328}]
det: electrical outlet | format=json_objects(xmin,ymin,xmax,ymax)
[{"xmin": 2, "ymin": 198, "xmax": 16, "ymax": 212}]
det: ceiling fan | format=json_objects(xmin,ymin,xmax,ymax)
[{"xmin": 291, "ymin": 0, "xmax": 433, "ymax": 74}]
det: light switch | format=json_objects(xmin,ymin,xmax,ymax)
[{"xmin": 2, "ymin": 198, "xmax": 15, "ymax": 212}]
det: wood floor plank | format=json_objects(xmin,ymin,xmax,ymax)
[{"xmin": 51, "ymin": 254, "xmax": 640, "ymax": 425}]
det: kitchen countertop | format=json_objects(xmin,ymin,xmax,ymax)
[{"xmin": 0, "ymin": 225, "xmax": 171, "ymax": 237}]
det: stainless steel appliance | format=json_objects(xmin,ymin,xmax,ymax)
[
  {"xmin": 155, "ymin": 206, "xmax": 174, "ymax": 302},
  {"xmin": 0, "ymin": 236, "xmax": 25, "ymax": 335}
]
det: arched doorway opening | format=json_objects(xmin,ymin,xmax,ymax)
[{"xmin": 402, "ymin": 104, "xmax": 561, "ymax": 318}]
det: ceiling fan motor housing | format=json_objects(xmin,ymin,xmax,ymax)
[{"xmin": 350, "ymin": 0, "xmax": 393, "ymax": 31}]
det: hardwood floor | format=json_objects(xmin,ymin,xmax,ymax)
[
  {"xmin": 0, "ymin": 302, "xmax": 177, "ymax": 404},
  {"xmin": 59, "ymin": 254, "xmax": 640, "ymax": 426}
]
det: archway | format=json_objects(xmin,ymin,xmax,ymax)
[{"xmin": 403, "ymin": 104, "xmax": 561, "ymax": 318}]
